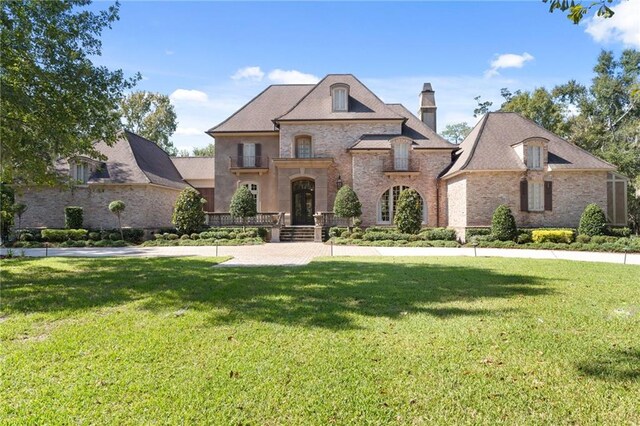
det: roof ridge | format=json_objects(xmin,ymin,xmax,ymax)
[
  {"xmin": 455, "ymin": 113, "xmax": 490, "ymax": 173},
  {"xmin": 273, "ymin": 75, "xmax": 329, "ymax": 122},
  {"xmin": 208, "ymin": 85, "xmax": 281, "ymax": 134}
]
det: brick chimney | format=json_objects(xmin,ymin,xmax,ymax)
[{"xmin": 418, "ymin": 83, "xmax": 437, "ymax": 132}]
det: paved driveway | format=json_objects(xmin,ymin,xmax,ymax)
[{"xmin": 2, "ymin": 243, "xmax": 639, "ymax": 266}]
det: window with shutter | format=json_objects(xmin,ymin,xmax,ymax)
[
  {"xmin": 244, "ymin": 143, "xmax": 255, "ymax": 167},
  {"xmin": 528, "ymin": 182, "xmax": 544, "ymax": 211}
]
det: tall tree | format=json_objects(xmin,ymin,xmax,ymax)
[
  {"xmin": 192, "ymin": 143, "xmax": 215, "ymax": 157},
  {"xmin": 119, "ymin": 91, "xmax": 178, "ymax": 155},
  {"xmin": 500, "ymin": 87, "xmax": 569, "ymax": 136},
  {"xmin": 441, "ymin": 122, "xmax": 472, "ymax": 144},
  {"xmin": 1, "ymin": 1, "xmax": 139, "ymax": 185}
]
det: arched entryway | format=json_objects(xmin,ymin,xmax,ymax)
[{"xmin": 291, "ymin": 179, "xmax": 315, "ymax": 225}]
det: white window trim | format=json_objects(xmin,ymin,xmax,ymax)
[
  {"xmin": 71, "ymin": 162, "xmax": 89, "ymax": 184},
  {"xmin": 332, "ymin": 86, "xmax": 348, "ymax": 112},
  {"xmin": 240, "ymin": 181, "xmax": 260, "ymax": 212},
  {"xmin": 526, "ymin": 145, "xmax": 543, "ymax": 170},
  {"xmin": 528, "ymin": 181, "xmax": 544, "ymax": 212}
]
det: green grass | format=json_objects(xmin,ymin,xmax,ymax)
[{"xmin": 1, "ymin": 256, "xmax": 639, "ymax": 424}]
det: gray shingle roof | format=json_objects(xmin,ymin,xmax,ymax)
[
  {"xmin": 442, "ymin": 112, "xmax": 615, "ymax": 178},
  {"xmin": 207, "ymin": 85, "xmax": 314, "ymax": 133},
  {"xmin": 61, "ymin": 130, "xmax": 189, "ymax": 190},
  {"xmin": 276, "ymin": 74, "xmax": 405, "ymax": 122},
  {"xmin": 170, "ymin": 156, "xmax": 215, "ymax": 182}
]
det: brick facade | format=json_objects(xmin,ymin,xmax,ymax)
[{"xmin": 17, "ymin": 185, "xmax": 181, "ymax": 229}]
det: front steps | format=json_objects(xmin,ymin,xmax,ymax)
[{"xmin": 280, "ymin": 226, "xmax": 315, "ymax": 242}]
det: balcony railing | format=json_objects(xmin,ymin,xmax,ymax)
[
  {"xmin": 382, "ymin": 156, "xmax": 420, "ymax": 173},
  {"xmin": 206, "ymin": 212, "xmax": 284, "ymax": 227},
  {"xmin": 229, "ymin": 156, "xmax": 268, "ymax": 169}
]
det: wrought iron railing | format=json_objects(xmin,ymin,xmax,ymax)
[
  {"xmin": 205, "ymin": 212, "xmax": 283, "ymax": 227},
  {"xmin": 228, "ymin": 156, "xmax": 268, "ymax": 168}
]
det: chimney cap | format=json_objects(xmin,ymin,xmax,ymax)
[{"xmin": 422, "ymin": 83, "xmax": 434, "ymax": 92}]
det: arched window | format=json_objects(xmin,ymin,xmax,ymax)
[
  {"xmin": 240, "ymin": 181, "xmax": 260, "ymax": 211},
  {"xmin": 295, "ymin": 136, "xmax": 312, "ymax": 158},
  {"xmin": 331, "ymin": 84, "xmax": 349, "ymax": 112},
  {"xmin": 377, "ymin": 185, "xmax": 425, "ymax": 224}
]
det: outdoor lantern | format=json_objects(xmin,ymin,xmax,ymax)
[{"xmin": 336, "ymin": 175, "xmax": 343, "ymax": 189}]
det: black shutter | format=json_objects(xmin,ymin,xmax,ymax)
[
  {"xmin": 520, "ymin": 180, "xmax": 528, "ymax": 212},
  {"xmin": 237, "ymin": 143, "xmax": 243, "ymax": 167},
  {"xmin": 544, "ymin": 181, "xmax": 553, "ymax": 211},
  {"xmin": 255, "ymin": 143, "xmax": 262, "ymax": 167}
]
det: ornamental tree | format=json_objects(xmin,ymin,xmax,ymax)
[
  {"xmin": 229, "ymin": 186, "xmax": 257, "ymax": 230},
  {"xmin": 394, "ymin": 189, "xmax": 423, "ymax": 234},
  {"xmin": 108, "ymin": 200, "xmax": 126, "ymax": 240},
  {"xmin": 172, "ymin": 188, "xmax": 206, "ymax": 234},
  {"xmin": 491, "ymin": 204, "xmax": 518, "ymax": 241},
  {"xmin": 333, "ymin": 185, "xmax": 362, "ymax": 227},
  {"xmin": 578, "ymin": 203, "xmax": 607, "ymax": 236}
]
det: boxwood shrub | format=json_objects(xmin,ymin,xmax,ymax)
[
  {"xmin": 41, "ymin": 229, "xmax": 88, "ymax": 242},
  {"xmin": 64, "ymin": 206, "xmax": 83, "ymax": 229}
]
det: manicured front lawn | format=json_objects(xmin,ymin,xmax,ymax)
[{"xmin": 1, "ymin": 257, "xmax": 638, "ymax": 424}]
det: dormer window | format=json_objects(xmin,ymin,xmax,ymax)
[
  {"xmin": 393, "ymin": 140, "xmax": 410, "ymax": 171},
  {"xmin": 331, "ymin": 84, "xmax": 349, "ymax": 112},
  {"xmin": 527, "ymin": 145, "xmax": 543, "ymax": 169},
  {"xmin": 71, "ymin": 161, "xmax": 90, "ymax": 184}
]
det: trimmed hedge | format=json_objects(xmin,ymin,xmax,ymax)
[
  {"xmin": 578, "ymin": 204, "xmax": 607, "ymax": 236},
  {"xmin": 64, "ymin": 206, "xmax": 83, "ymax": 229},
  {"xmin": 41, "ymin": 229, "xmax": 88, "ymax": 242},
  {"xmin": 420, "ymin": 227, "xmax": 457, "ymax": 241},
  {"xmin": 531, "ymin": 229, "xmax": 575, "ymax": 244},
  {"xmin": 466, "ymin": 228, "xmax": 492, "ymax": 239},
  {"xmin": 491, "ymin": 205, "xmax": 518, "ymax": 241}
]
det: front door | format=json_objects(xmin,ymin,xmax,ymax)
[{"xmin": 292, "ymin": 179, "xmax": 315, "ymax": 225}]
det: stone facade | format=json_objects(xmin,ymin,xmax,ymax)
[{"xmin": 17, "ymin": 184, "xmax": 181, "ymax": 229}]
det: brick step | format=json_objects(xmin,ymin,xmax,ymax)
[{"xmin": 280, "ymin": 226, "xmax": 316, "ymax": 242}]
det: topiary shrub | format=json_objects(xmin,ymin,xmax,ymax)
[
  {"xmin": 41, "ymin": 229, "xmax": 88, "ymax": 242},
  {"xmin": 19, "ymin": 232, "xmax": 34, "ymax": 242},
  {"xmin": 180, "ymin": 234, "xmax": 190, "ymax": 240},
  {"xmin": 393, "ymin": 189, "xmax": 423, "ymax": 234},
  {"xmin": 88, "ymin": 232, "xmax": 100, "ymax": 241},
  {"xmin": 578, "ymin": 204, "xmax": 607, "ymax": 236},
  {"xmin": 172, "ymin": 188, "xmax": 205, "ymax": 235},
  {"xmin": 109, "ymin": 232, "xmax": 120, "ymax": 241},
  {"xmin": 229, "ymin": 186, "xmax": 256, "ymax": 230},
  {"xmin": 333, "ymin": 185, "xmax": 362, "ymax": 227},
  {"xmin": 517, "ymin": 231, "xmax": 532, "ymax": 244},
  {"xmin": 607, "ymin": 227, "xmax": 631, "ymax": 238},
  {"xmin": 167, "ymin": 233, "xmax": 179, "ymax": 240},
  {"xmin": 64, "ymin": 206, "xmax": 83, "ymax": 229},
  {"xmin": 491, "ymin": 204, "xmax": 518, "ymax": 241},
  {"xmin": 420, "ymin": 227, "xmax": 457, "ymax": 241},
  {"xmin": 108, "ymin": 200, "xmax": 126, "ymax": 240}
]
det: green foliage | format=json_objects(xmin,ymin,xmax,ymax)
[
  {"xmin": 500, "ymin": 87, "xmax": 568, "ymax": 136},
  {"xmin": 41, "ymin": 229, "xmax": 88, "ymax": 242},
  {"xmin": 333, "ymin": 185, "xmax": 362, "ymax": 220},
  {"xmin": 491, "ymin": 205, "xmax": 518, "ymax": 241},
  {"xmin": 517, "ymin": 231, "xmax": 533, "ymax": 244},
  {"xmin": 579, "ymin": 204, "xmax": 608, "ymax": 236},
  {"xmin": 192, "ymin": 143, "xmax": 215, "ymax": 157},
  {"xmin": 441, "ymin": 122, "xmax": 472, "ymax": 144},
  {"xmin": 576, "ymin": 234, "xmax": 591, "ymax": 244},
  {"xmin": 465, "ymin": 228, "xmax": 492, "ymax": 239},
  {"xmin": 64, "ymin": 207, "xmax": 83, "ymax": 229},
  {"xmin": 420, "ymin": 228, "xmax": 457, "ymax": 241},
  {"xmin": 108, "ymin": 200, "xmax": 125, "ymax": 239},
  {"xmin": 119, "ymin": 91, "xmax": 178, "ymax": 155},
  {"xmin": 531, "ymin": 229, "xmax": 575, "ymax": 244},
  {"xmin": 329, "ymin": 227, "xmax": 348, "ymax": 238},
  {"xmin": 393, "ymin": 189, "xmax": 423, "ymax": 234},
  {"xmin": 0, "ymin": 181, "xmax": 15, "ymax": 241},
  {"xmin": 608, "ymin": 227, "xmax": 631, "ymax": 238},
  {"xmin": 229, "ymin": 186, "xmax": 257, "ymax": 225},
  {"xmin": 12, "ymin": 202, "xmax": 27, "ymax": 228},
  {"xmin": 1, "ymin": 1, "xmax": 139, "ymax": 184},
  {"xmin": 544, "ymin": 0, "xmax": 615, "ymax": 24},
  {"xmin": 172, "ymin": 188, "xmax": 206, "ymax": 234}
]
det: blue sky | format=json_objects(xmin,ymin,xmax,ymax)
[{"xmin": 92, "ymin": 1, "xmax": 640, "ymax": 151}]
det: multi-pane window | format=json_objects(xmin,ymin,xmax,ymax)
[
  {"xmin": 394, "ymin": 141, "xmax": 410, "ymax": 171},
  {"xmin": 527, "ymin": 146, "xmax": 543, "ymax": 169},
  {"xmin": 243, "ymin": 143, "xmax": 256, "ymax": 167},
  {"xmin": 607, "ymin": 172, "xmax": 627, "ymax": 225},
  {"xmin": 71, "ymin": 162, "xmax": 89, "ymax": 184},
  {"xmin": 241, "ymin": 182, "xmax": 259, "ymax": 211},
  {"xmin": 332, "ymin": 87, "xmax": 348, "ymax": 111},
  {"xmin": 295, "ymin": 137, "xmax": 312, "ymax": 158},
  {"xmin": 378, "ymin": 185, "xmax": 424, "ymax": 223},
  {"xmin": 528, "ymin": 182, "xmax": 544, "ymax": 211}
]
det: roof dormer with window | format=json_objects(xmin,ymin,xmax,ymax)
[
  {"xmin": 331, "ymin": 83, "xmax": 349, "ymax": 112},
  {"xmin": 512, "ymin": 137, "xmax": 548, "ymax": 171}
]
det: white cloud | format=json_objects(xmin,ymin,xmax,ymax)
[
  {"xmin": 231, "ymin": 66, "xmax": 265, "ymax": 81},
  {"xmin": 267, "ymin": 69, "xmax": 320, "ymax": 84},
  {"xmin": 165, "ymin": 50, "xmax": 175, "ymax": 56},
  {"xmin": 485, "ymin": 52, "xmax": 534, "ymax": 78},
  {"xmin": 585, "ymin": 0, "xmax": 640, "ymax": 48},
  {"xmin": 175, "ymin": 126, "xmax": 204, "ymax": 136},
  {"xmin": 169, "ymin": 89, "xmax": 209, "ymax": 103}
]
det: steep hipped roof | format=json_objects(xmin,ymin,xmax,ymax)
[
  {"xmin": 207, "ymin": 85, "xmax": 314, "ymax": 133},
  {"xmin": 349, "ymin": 104, "xmax": 455, "ymax": 150},
  {"xmin": 171, "ymin": 156, "xmax": 215, "ymax": 182},
  {"xmin": 62, "ymin": 130, "xmax": 189, "ymax": 190},
  {"xmin": 276, "ymin": 74, "xmax": 405, "ymax": 122},
  {"xmin": 442, "ymin": 112, "xmax": 615, "ymax": 178}
]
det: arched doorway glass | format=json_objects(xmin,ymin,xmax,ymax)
[{"xmin": 291, "ymin": 179, "xmax": 315, "ymax": 225}]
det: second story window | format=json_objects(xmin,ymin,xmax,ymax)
[
  {"xmin": 237, "ymin": 143, "xmax": 262, "ymax": 167},
  {"xmin": 393, "ymin": 141, "xmax": 410, "ymax": 171},
  {"xmin": 331, "ymin": 84, "xmax": 349, "ymax": 112},
  {"xmin": 71, "ymin": 162, "xmax": 89, "ymax": 184},
  {"xmin": 527, "ymin": 145, "xmax": 543, "ymax": 169},
  {"xmin": 295, "ymin": 137, "xmax": 312, "ymax": 158}
]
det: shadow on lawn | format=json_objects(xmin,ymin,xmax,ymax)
[
  {"xmin": 1, "ymin": 257, "xmax": 550, "ymax": 329},
  {"xmin": 577, "ymin": 348, "xmax": 640, "ymax": 381}
]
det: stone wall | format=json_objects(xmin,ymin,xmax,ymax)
[
  {"xmin": 461, "ymin": 170, "xmax": 608, "ymax": 228},
  {"xmin": 352, "ymin": 150, "xmax": 452, "ymax": 226},
  {"xmin": 16, "ymin": 184, "xmax": 181, "ymax": 229}
]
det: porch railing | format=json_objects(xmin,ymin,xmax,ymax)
[
  {"xmin": 205, "ymin": 212, "xmax": 283, "ymax": 227},
  {"xmin": 314, "ymin": 211, "xmax": 350, "ymax": 227}
]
